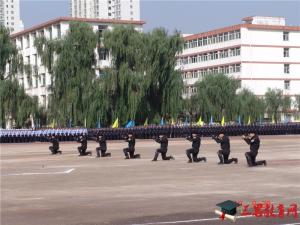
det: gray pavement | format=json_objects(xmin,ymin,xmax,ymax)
[{"xmin": 1, "ymin": 135, "xmax": 300, "ymax": 225}]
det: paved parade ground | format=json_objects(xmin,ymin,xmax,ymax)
[{"xmin": 1, "ymin": 135, "xmax": 300, "ymax": 225}]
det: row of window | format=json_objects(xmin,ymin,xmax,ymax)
[
  {"xmin": 178, "ymin": 47, "xmax": 241, "ymax": 66},
  {"xmin": 19, "ymin": 73, "xmax": 46, "ymax": 89},
  {"xmin": 183, "ymin": 80, "xmax": 291, "ymax": 95},
  {"xmin": 17, "ymin": 25, "xmax": 61, "ymax": 49},
  {"xmin": 184, "ymin": 30, "xmax": 241, "ymax": 49},
  {"xmin": 182, "ymin": 64, "xmax": 241, "ymax": 79},
  {"xmin": 181, "ymin": 64, "xmax": 290, "ymax": 77}
]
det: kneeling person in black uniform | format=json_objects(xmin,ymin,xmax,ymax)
[
  {"xmin": 152, "ymin": 135, "xmax": 174, "ymax": 161},
  {"xmin": 96, "ymin": 134, "xmax": 111, "ymax": 157},
  {"xmin": 242, "ymin": 132, "xmax": 266, "ymax": 167},
  {"xmin": 212, "ymin": 133, "xmax": 238, "ymax": 164},
  {"xmin": 186, "ymin": 133, "xmax": 206, "ymax": 163},
  {"xmin": 77, "ymin": 135, "xmax": 92, "ymax": 156},
  {"xmin": 49, "ymin": 135, "xmax": 62, "ymax": 154},
  {"xmin": 123, "ymin": 133, "xmax": 140, "ymax": 159}
]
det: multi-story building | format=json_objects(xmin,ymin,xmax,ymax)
[
  {"xmin": 0, "ymin": 0, "xmax": 23, "ymax": 33},
  {"xmin": 70, "ymin": 0, "xmax": 140, "ymax": 21},
  {"xmin": 176, "ymin": 16, "xmax": 300, "ymax": 117},
  {"xmin": 9, "ymin": 17, "xmax": 144, "ymax": 107}
]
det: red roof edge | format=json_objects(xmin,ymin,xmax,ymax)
[{"xmin": 11, "ymin": 16, "xmax": 145, "ymax": 38}]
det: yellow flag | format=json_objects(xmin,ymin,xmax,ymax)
[
  {"xmin": 247, "ymin": 116, "xmax": 251, "ymax": 125},
  {"xmin": 144, "ymin": 118, "xmax": 148, "ymax": 126},
  {"xmin": 221, "ymin": 116, "xmax": 225, "ymax": 126},
  {"xmin": 112, "ymin": 118, "xmax": 119, "ymax": 128},
  {"xmin": 197, "ymin": 116, "xmax": 203, "ymax": 126},
  {"xmin": 171, "ymin": 118, "xmax": 175, "ymax": 125},
  {"xmin": 51, "ymin": 119, "xmax": 55, "ymax": 128},
  {"xmin": 84, "ymin": 117, "xmax": 87, "ymax": 127},
  {"xmin": 271, "ymin": 115, "xmax": 275, "ymax": 124}
]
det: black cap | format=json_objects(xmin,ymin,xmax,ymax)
[{"xmin": 216, "ymin": 200, "xmax": 240, "ymax": 216}]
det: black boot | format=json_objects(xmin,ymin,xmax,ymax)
[
  {"xmin": 245, "ymin": 153, "xmax": 253, "ymax": 167},
  {"xmin": 152, "ymin": 152, "xmax": 159, "ymax": 161},
  {"xmin": 218, "ymin": 153, "xmax": 224, "ymax": 164}
]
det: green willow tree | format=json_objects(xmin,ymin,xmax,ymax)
[
  {"xmin": 235, "ymin": 88, "xmax": 265, "ymax": 123},
  {"xmin": 48, "ymin": 22, "xmax": 98, "ymax": 126},
  {"xmin": 103, "ymin": 26, "xmax": 184, "ymax": 124},
  {"xmin": 264, "ymin": 88, "xmax": 285, "ymax": 123},
  {"xmin": 191, "ymin": 73, "xmax": 238, "ymax": 122},
  {"xmin": 0, "ymin": 25, "xmax": 38, "ymax": 128},
  {"xmin": 142, "ymin": 28, "xmax": 184, "ymax": 122},
  {"xmin": 102, "ymin": 26, "xmax": 145, "ymax": 125}
]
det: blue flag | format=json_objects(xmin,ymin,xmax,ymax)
[
  {"xmin": 259, "ymin": 115, "xmax": 263, "ymax": 124},
  {"xmin": 160, "ymin": 118, "xmax": 164, "ymax": 126},
  {"xmin": 238, "ymin": 115, "xmax": 241, "ymax": 125},
  {"xmin": 210, "ymin": 115, "xmax": 213, "ymax": 125},
  {"xmin": 184, "ymin": 117, "xmax": 189, "ymax": 126},
  {"xmin": 68, "ymin": 119, "xmax": 72, "ymax": 128},
  {"xmin": 96, "ymin": 120, "xmax": 101, "ymax": 128},
  {"xmin": 125, "ymin": 120, "xmax": 135, "ymax": 128}
]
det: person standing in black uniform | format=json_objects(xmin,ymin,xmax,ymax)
[
  {"xmin": 77, "ymin": 135, "xmax": 92, "ymax": 156},
  {"xmin": 186, "ymin": 133, "xmax": 206, "ymax": 163},
  {"xmin": 49, "ymin": 135, "xmax": 62, "ymax": 154},
  {"xmin": 95, "ymin": 134, "xmax": 111, "ymax": 157},
  {"xmin": 212, "ymin": 133, "xmax": 238, "ymax": 164},
  {"xmin": 123, "ymin": 133, "xmax": 140, "ymax": 159},
  {"xmin": 152, "ymin": 135, "xmax": 174, "ymax": 161},
  {"xmin": 242, "ymin": 133, "xmax": 266, "ymax": 167}
]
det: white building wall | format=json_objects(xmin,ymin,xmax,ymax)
[
  {"xmin": 178, "ymin": 17, "xmax": 300, "ymax": 115},
  {"xmin": 10, "ymin": 19, "xmax": 143, "ymax": 107}
]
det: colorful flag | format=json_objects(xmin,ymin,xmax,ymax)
[
  {"xmin": 247, "ymin": 116, "xmax": 251, "ymax": 125},
  {"xmin": 96, "ymin": 120, "xmax": 101, "ymax": 128},
  {"xmin": 210, "ymin": 115, "xmax": 214, "ymax": 125},
  {"xmin": 221, "ymin": 116, "xmax": 225, "ymax": 126},
  {"xmin": 160, "ymin": 117, "xmax": 164, "ymax": 126},
  {"xmin": 68, "ymin": 119, "xmax": 72, "ymax": 128},
  {"xmin": 259, "ymin": 115, "xmax": 263, "ymax": 124},
  {"xmin": 51, "ymin": 119, "xmax": 55, "ymax": 128},
  {"xmin": 171, "ymin": 118, "xmax": 175, "ymax": 125},
  {"xmin": 184, "ymin": 117, "xmax": 189, "ymax": 126},
  {"xmin": 271, "ymin": 114, "xmax": 275, "ymax": 124},
  {"xmin": 112, "ymin": 118, "xmax": 119, "ymax": 128},
  {"xmin": 197, "ymin": 116, "xmax": 204, "ymax": 126},
  {"xmin": 125, "ymin": 120, "xmax": 134, "ymax": 128},
  {"xmin": 144, "ymin": 118, "xmax": 148, "ymax": 126}
]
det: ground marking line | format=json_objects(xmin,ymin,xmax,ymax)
[
  {"xmin": 3, "ymin": 168, "xmax": 75, "ymax": 176},
  {"xmin": 132, "ymin": 211, "xmax": 300, "ymax": 225},
  {"xmin": 277, "ymin": 223, "xmax": 300, "ymax": 225}
]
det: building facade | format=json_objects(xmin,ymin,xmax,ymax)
[
  {"xmin": 9, "ymin": 17, "xmax": 144, "ymax": 108},
  {"xmin": 176, "ymin": 16, "xmax": 300, "ymax": 118},
  {"xmin": 0, "ymin": 0, "xmax": 23, "ymax": 33},
  {"xmin": 70, "ymin": 0, "xmax": 140, "ymax": 21}
]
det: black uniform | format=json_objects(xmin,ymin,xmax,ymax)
[
  {"xmin": 77, "ymin": 135, "xmax": 92, "ymax": 156},
  {"xmin": 49, "ymin": 136, "xmax": 62, "ymax": 154},
  {"xmin": 152, "ymin": 135, "xmax": 174, "ymax": 161},
  {"xmin": 123, "ymin": 135, "xmax": 140, "ymax": 159},
  {"xmin": 96, "ymin": 135, "xmax": 111, "ymax": 157},
  {"xmin": 186, "ymin": 134, "xmax": 206, "ymax": 163},
  {"xmin": 243, "ymin": 134, "xmax": 266, "ymax": 167},
  {"xmin": 213, "ymin": 134, "xmax": 238, "ymax": 164}
]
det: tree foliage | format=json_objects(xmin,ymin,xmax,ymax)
[
  {"xmin": 191, "ymin": 73, "xmax": 238, "ymax": 122},
  {"xmin": 0, "ymin": 25, "xmax": 39, "ymax": 128},
  {"xmin": 264, "ymin": 88, "xmax": 285, "ymax": 123},
  {"xmin": 235, "ymin": 88, "xmax": 265, "ymax": 123}
]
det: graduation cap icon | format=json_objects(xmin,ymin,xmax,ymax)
[{"xmin": 215, "ymin": 200, "xmax": 241, "ymax": 222}]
